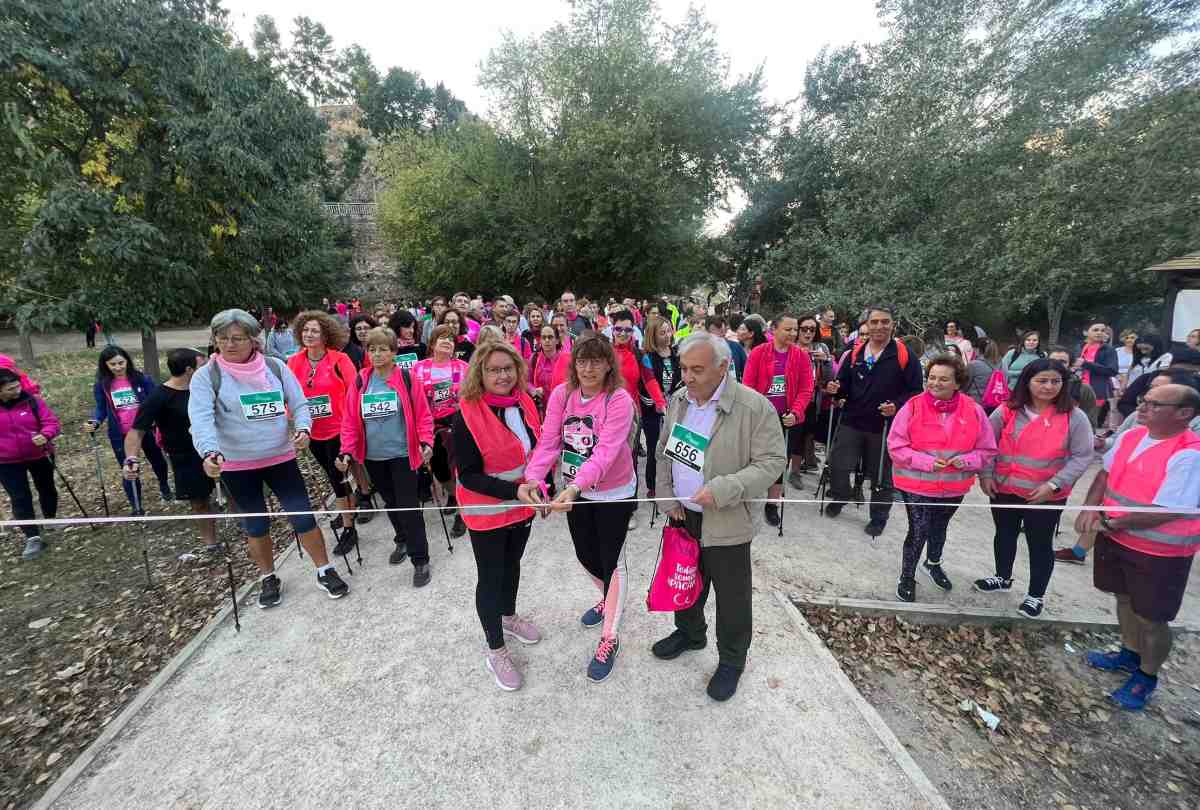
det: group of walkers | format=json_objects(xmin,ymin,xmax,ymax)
[{"xmin": 2, "ymin": 290, "xmax": 1198, "ymax": 712}]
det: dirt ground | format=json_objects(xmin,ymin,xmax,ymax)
[{"xmin": 801, "ymin": 606, "xmax": 1200, "ymax": 810}]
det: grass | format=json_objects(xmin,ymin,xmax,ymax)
[{"xmin": 1, "ymin": 348, "xmax": 330, "ymax": 809}]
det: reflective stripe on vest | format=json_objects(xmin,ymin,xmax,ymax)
[
  {"xmin": 994, "ymin": 406, "xmax": 1072, "ymax": 499},
  {"xmin": 892, "ymin": 394, "xmax": 981, "ymax": 497},
  {"xmin": 1101, "ymin": 427, "xmax": 1200, "ymax": 557}
]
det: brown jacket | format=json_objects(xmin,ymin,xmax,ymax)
[{"xmin": 655, "ymin": 375, "xmax": 786, "ymax": 547}]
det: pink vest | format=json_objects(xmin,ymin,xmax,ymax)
[
  {"xmin": 1102, "ymin": 427, "xmax": 1200, "ymax": 557},
  {"xmin": 892, "ymin": 393, "xmax": 982, "ymax": 497}
]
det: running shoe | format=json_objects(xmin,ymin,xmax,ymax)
[
  {"xmin": 580, "ymin": 600, "xmax": 605, "ymax": 628},
  {"xmin": 707, "ymin": 663, "xmax": 743, "ymax": 702},
  {"xmin": 651, "ymin": 630, "xmax": 706, "ymax": 660},
  {"xmin": 503, "ymin": 614, "xmax": 543, "ymax": 645},
  {"xmin": 1016, "ymin": 596, "xmax": 1044, "ymax": 618},
  {"xmin": 21, "ymin": 536, "xmax": 45, "ymax": 561},
  {"xmin": 1109, "ymin": 670, "xmax": 1156, "ymax": 711},
  {"xmin": 1054, "ymin": 547, "xmax": 1086, "ymax": 565},
  {"xmin": 588, "ymin": 636, "xmax": 620, "ymax": 683},
  {"xmin": 896, "ymin": 577, "xmax": 916, "ymax": 603},
  {"xmin": 332, "ymin": 526, "xmax": 358, "ymax": 557},
  {"xmin": 787, "ymin": 471, "xmax": 805, "ymax": 490},
  {"xmin": 1087, "ymin": 648, "xmax": 1140, "ymax": 673},
  {"xmin": 450, "ymin": 514, "xmax": 467, "ymax": 538},
  {"xmin": 258, "ymin": 574, "xmax": 282, "ymax": 608},
  {"xmin": 413, "ymin": 563, "xmax": 431, "ymax": 588},
  {"xmin": 388, "ymin": 542, "xmax": 408, "ymax": 566},
  {"xmin": 972, "ymin": 576, "xmax": 1013, "ymax": 593},
  {"xmin": 485, "ymin": 646, "xmax": 522, "ymax": 691},
  {"xmin": 922, "ymin": 561, "xmax": 952, "ymax": 591},
  {"xmin": 316, "ymin": 568, "xmax": 349, "ymax": 599}
]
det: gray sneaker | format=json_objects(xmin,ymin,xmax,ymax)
[
  {"xmin": 21, "ymin": 536, "xmax": 45, "ymax": 561},
  {"xmin": 787, "ymin": 470, "xmax": 805, "ymax": 490}
]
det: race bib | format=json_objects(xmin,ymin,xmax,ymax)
[
  {"xmin": 239, "ymin": 390, "xmax": 285, "ymax": 421},
  {"xmin": 664, "ymin": 423, "xmax": 709, "ymax": 473},
  {"xmin": 361, "ymin": 391, "xmax": 399, "ymax": 420},
  {"xmin": 395, "ymin": 352, "xmax": 418, "ymax": 370},
  {"xmin": 662, "ymin": 360, "xmax": 675, "ymax": 392},
  {"xmin": 111, "ymin": 388, "xmax": 138, "ymax": 409},
  {"xmin": 560, "ymin": 449, "xmax": 585, "ymax": 481},
  {"xmin": 767, "ymin": 374, "xmax": 786, "ymax": 396},
  {"xmin": 307, "ymin": 394, "xmax": 332, "ymax": 419},
  {"xmin": 432, "ymin": 380, "xmax": 453, "ymax": 406}
]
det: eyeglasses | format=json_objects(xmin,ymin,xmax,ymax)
[
  {"xmin": 612, "ymin": 326, "xmax": 634, "ymax": 335},
  {"xmin": 484, "ymin": 365, "xmax": 516, "ymax": 377},
  {"xmin": 1137, "ymin": 396, "xmax": 1185, "ymax": 410},
  {"xmin": 575, "ymin": 358, "xmax": 609, "ymax": 369},
  {"xmin": 799, "ymin": 326, "xmax": 817, "ymax": 333},
  {"xmin": 215, "ymin": 335, "xmax": 250, "ymax": 345}
]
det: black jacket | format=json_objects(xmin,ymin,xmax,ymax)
[
  {"xmin": 1077, "ymin": 343, "xmax": 1119, "ymax": 401},
  {"xmin": 833, "ymin": 340, "xmax": 924, "ymax": 433}
]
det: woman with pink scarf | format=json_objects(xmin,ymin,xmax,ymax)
[{"xmin": 188, "ymin": 309, "xmax": 349, "ymax": 609}]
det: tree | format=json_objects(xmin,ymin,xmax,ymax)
[
  {"xmin": 378, "ymin": 0, "xmax": 771, "ymax": 296},
  {"xmin": 286, "ymin": 16, "xmax": 337, "ymax": 105},
  {"xmin": 251, "ymin": 14, "xmax": 285, "ymax": 71},
  {"xmin": 2, "ymin": 0, "xmax": 348, "ymax": 375}
]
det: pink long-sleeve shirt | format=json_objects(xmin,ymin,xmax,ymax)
[
  {"xmin": 524, "ymin": 384, "xmax": 636, "ymax": 498},
  {"xmin": 887, "ymin": 394, "xmax": 997, "ymax": 472}
]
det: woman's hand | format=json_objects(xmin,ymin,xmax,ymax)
[
  {"xmin": 292, "ymin": 429, "xmax": 310, "ymax": 451},
  {"xmin": 203, "ymin": 453, "xmax": 224, "ymax": 479},
  {"xmin": 1025, "ymin": 482, "xmax": 1057, "ymax": 504},
  {"xmin": 782, "ymin": 412, "xmax": 797, "ymax": 428},
  {"xmin": 31, "ymin": 433, "xmax": 47, "ymax": 447},
  {"xmin": 516, "ymin": 482, "xmax": 544, "ymax": 506},
  {"xmin": 421, "ymin": 444, "xmax": 434, "ymax": 465},
  {"xmin": 83, "ymin": 420, "xmax": 98, "ymax": 434},
  {"xmin": 334, "ymin": 454, "xmax": 351, "ymax": 473},
  {"xmin": 550, "ymin": 484, "xmax": 580, "ymax": 513}
]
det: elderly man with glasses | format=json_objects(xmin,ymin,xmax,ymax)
[{"xmin": 1076, "ymin": 383, "xmax": 1200, "ymax": 710}]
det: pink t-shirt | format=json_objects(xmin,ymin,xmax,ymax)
[
  {"xmin": 413, "ymin": 358, "xmax": 468, "ymax": 421},
  {"xmin": 110, "ymin": 379, "xmax": 140, "ymax": 435},
  {"xmin": 768, "ymin": 350, "xmax": 789, "ymax": 414},
  {"xmin": 525, "ymin": 386, "xmax": 636, "ymax": 498}
]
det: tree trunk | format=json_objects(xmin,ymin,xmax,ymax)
[
  {"xmin": 1046, "ymin": 286, "xmax": 1070, "ymax": 346},
  {"xmin": 141, "ymin": 328, "xmax": 161, "ymax": 381},
  {"xmin": 18, "ymin": 329, "xmax": 36, "ymax": 370}
]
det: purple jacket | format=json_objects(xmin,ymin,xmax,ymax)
[{"xmin": 0, "ymin": 392, "xmax": 61, "ymax": 464}]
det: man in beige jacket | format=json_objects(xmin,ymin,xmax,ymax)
[{"xmin": 653, "ymin": 333, "xmax": 786, "ymax": 700}]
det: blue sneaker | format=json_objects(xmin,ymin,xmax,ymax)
[
  {"xmin": 1086, "ymin": 647, "xmax": 1140, "ymax": 673},
  {"xmin": 587, "ymin": 636, "xmax": 620, "ymax": 683},
  {"xmin": 1110, "ymin": 671, "xmax": 1157, "ymax": 711},
  {"xmin": 580, "ymin": 600, "xmax": 605, "ymax": 628}
]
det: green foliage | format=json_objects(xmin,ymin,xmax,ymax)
[
  {"xmin": 733, "ymin": 0, "xmax": 1200, "ymax": 340},
  {"xmin": 378, "ymin": 0, "xmax": 771, "ymax": 298},
  {"xmin": 1, "ymin": 0, "xmax": 348, "ymax": 332}
]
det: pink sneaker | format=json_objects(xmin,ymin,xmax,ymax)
[
  {"xmin": 502, "ymin": 614, "xmax": 543, "ymax": 645},
  {"xmin": 485, "ymin": 647, "xmax": 523, "ymax": 691}
]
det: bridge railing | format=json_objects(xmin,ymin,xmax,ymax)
[{"xmin": 321, "ymin": 202, "xmax": 377, "ymax": 220}]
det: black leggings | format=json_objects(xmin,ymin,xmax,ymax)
[
  {"xmin": 365, "ymin": 458, "xmax": 428, "ymax": 565},
  {"xmin": 641, "ymin": 405, "xmax": 662, "ymax": 490},
  {"xmin": 899, "ymin": 491, "xmax": 964, "ymax": 579},
  {"xmin": 308, "ymin": 436, "xmax": 351, "ymax": 498},
  {"xmin": 111, "ymin": 432, "xmax": 170, "ymax": 510},
  {"xmin": 991, "ymin": 493, "xmax": 1061, "ymax": 598},
  {"xmin": 469, "ymin": 520, "xmax": 532, "ymax": 649},
  {"xmin": 0, "ymin": 458, "xmax": 57, "ymax": 539}
]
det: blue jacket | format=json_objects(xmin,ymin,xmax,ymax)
[{"xmin": 92, "ymin": 374, "xmax": 156, "ymax": 444}]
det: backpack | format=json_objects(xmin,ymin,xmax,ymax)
[
  {"xmin": 355, "ymin": 367, "xmax": 412, "ymax": 393},
  {"xmin": 981, "ymin": 368, "xmax": 1011, "ymax": 410},
  {"xmin": 850, "ymin": 339, "xmax": 909, "ymax": 369}
]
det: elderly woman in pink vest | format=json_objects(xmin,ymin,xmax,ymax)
[
  {"xmin": 974, "ymin": 358, "xmax": 1093, "ymax": 617},
  {"xmin": 888, "ymin": 354, "xmax": 997, "ymax": 603}
]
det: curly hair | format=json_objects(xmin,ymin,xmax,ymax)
[
  {"xmin": 925, "ymin": 352, "xmax": 968, "ymax": 388},
  {"xmin": 292, "ymin": 310, "xmax": 349, "ymax": 350},
  {"xmin": 460, "ymin": 341, "xmax": 528, "ymax": 402}
]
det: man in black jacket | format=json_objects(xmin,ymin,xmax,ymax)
[{"xmin": 824, "ymin": 306, "xmax": 923, "ymax": 536}]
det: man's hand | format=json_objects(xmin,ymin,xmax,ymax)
[
  {"xmin": 879, "ymin": 401, "xmax": 897, "ymax": 418},
  {"xmin": 203, "ymin": 453, "xmax": 224, "ymax": 479},
  {"xmin": 550, "ymin": 484, "xmax": 580, "ymax": 513},
  {"xmin": 1075, "ymin": 509, "xmax": 1102, "ymax": 535},
  {"xmin": 1025, "ymin": 482, "xmax": 1057, "ymax": 504},
  {"xmin": 31, "ymin": 433, "xmax": 47, "ymax": 447},
  {"xmin": 689, "ymin": 487, "xmax": 716, "ymax": 509},
  {"xmin": 824, "ymin": 381, "xmax": 840, "ymax": 395},
  {"xmin": 668, "ymin": 506, "xmax": 686, "ymax": 521},
  {"xmin": 292, "ymin": 429, "xmax": 310, "ymax": 451},
  {"xmin": 978, "ymin": 477, "xmax": 996, "ymax": 497},
  {"xmin": 782, "ymin": 412, "xmax": 797, "ymax": 428}
]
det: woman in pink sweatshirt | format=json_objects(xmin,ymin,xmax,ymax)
[{"xmin": 525, "ymin": 334, "xmax": 635, "ymax": 684}]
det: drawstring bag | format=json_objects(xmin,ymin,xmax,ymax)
[
  {"xmin": 981, "ymin": 368, "xmax": 1010, "ymax": 410},
  {"xmin": 646, "ymin": 525, "xmax": 703, "ymax": 612}
]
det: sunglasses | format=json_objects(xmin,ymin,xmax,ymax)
[
  {"xmin": 612, "ymin": 326, "xmax": 635, "ymax": 335},
  {"xmin": 799, "ymin": 326, "xmax": 817, "ymax": 333}
]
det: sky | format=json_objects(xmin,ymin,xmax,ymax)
[{"xmin": 224, "ymin": 0, "xmax": 884, "ymax": 114}]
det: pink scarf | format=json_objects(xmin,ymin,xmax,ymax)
[
  {"xmin": 924, "ymin": 391, "xmax": 958, "ymax": 413},
  {"xmin": 214, "ymin": 350, "xmax": 270, "ymax": 390},
  {"xmin": 483, "ymin": 392, "xmax": 520, "ymax": 408}
]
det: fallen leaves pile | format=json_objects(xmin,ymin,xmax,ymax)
[{"xmin": 801, "ymin": 606, "xmax": 1200, "ymax": 809}]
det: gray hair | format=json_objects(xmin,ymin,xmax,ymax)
[
  {"xmin": 210, "ymin": 309, "xmax": 263, "ymax": 342},
  {"xmin": 678, "ymin": 332, "xmax": 731, "ymax": 366}
]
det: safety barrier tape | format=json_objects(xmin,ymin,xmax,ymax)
[{"xmin": 2, "ymin": 495, "xmax": 1196, "ymax": 529}]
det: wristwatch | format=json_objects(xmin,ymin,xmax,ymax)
[
  {"xmin": 1048, "ymin": 481, "xmax": 1062, "ymax": 494},
  {"xmin": 1100, "ymin": 515, "xmax": 1115, "ymax": 532}
]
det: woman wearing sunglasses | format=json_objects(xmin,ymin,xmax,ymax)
[{"xmin": 286, "ymin": 310, "xmax": 363, "ymax": 555}]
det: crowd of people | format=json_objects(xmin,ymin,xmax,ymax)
[{"xmin": 2, "ymin": 290, "xmax": 1198, "ymax": 709}]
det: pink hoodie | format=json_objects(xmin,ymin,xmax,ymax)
[{"xmin": 524, "ymin": 385, "xmax": 635, "ymax": 496}]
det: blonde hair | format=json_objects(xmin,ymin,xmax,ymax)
[
  {"xmin": 460, "ymin": 342, "xmax": 528, "ymax": 402},
  {"xmin": 476, "ymin": 324, "xmax": 506, "ymax": 346},
  {"xmin": 642, "ymin": 315, "xmax": 671, "ymax": 353},
  {"xmin": 365, "ymin": 326, "xmax": 397, "ymax": 350},
  {"xmin": 429, "ymin": 323, "xmax": 457, "ymax": 351}
]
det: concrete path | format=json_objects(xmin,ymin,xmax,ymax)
[
  {"xmin": 47, "ymin": 498, "xmax": 947, "ymax": 809},
  {"xmin": 0, "ymin": 327, "xmax": 212, "ymax": 357}
]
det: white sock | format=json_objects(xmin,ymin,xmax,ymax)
[{"xmin": 317, "ymin": 564, "xmax": 335, "ymax": 575}]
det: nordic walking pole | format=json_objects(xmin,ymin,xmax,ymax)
[
  {"xmin": 876, "ymin": 414, "xmax": 892, "ymax": 493},
  {"xmin": 86, "ymin": 429, "xmax": 111, "ymax": 517},
  {"xmin": 778, "ymin": 426, "xmax": 787, "ymax": 538},
  {"xmin": 215, "ymin": 480, "xmax": 241, "ymax": 633},
  {"xmin": 129, "ymin": 476, "xmax": 153, "ymax": 588},
  {"xmin": 335, "ymin": 467, "xmax": 359, "ymax": 575},
  {"xmin": 45, "ymin": 452, "xmax": 97, "ymax": 531},
  {"xmin": 427, "ymin": 463, "xmax": 453, "ymax": 553}
]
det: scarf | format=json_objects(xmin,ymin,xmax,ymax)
[
  {"xmin": 925, "ymin": 390, "xmax": 958, "ymax": 413},
  {"xmin": 483, "ymin": 392, "xmax": 520, "ymax": 408},
  {"xmin": 214, "ymin": 350, "xmax": 269, "ymax": 390}
]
